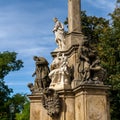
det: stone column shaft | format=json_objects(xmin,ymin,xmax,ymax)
[{"xmin": 68, "ymin": 0, "xmax": 81, "ymax": 33}]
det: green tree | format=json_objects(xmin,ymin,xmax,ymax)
[
  {"xmin": 11, "ymin": 94, "xmax": 27, "ymax": 113},
  {"xmin": 0, "ymin": 51, "xmax": 23, "ymax": 79},
  {"xmin": 97, "ymin": 1, "xmax": 120, "ymax": 119},
  {"xmin": 0, "ymin": 51, "xmax": 23, "ymax": 120},
  {"xmin": 16, "ymin": 101, "xmax": 30, "ymax": 120},
  {"xmin": 81, "ymin": 11, "xmax": 109, "ymax": 46},
  {"xmin": 4, "ymin": 93, "xmax": 30, "ymax": 120},
  {"xmin": 7, "ymin": 93, "xmax": 30, "ymax": 120}
]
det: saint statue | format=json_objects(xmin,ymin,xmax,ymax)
[
  {"xmin": 53, "ymin": 18, "xmax": 65, "ymax": 50},
  {"xmin": 32, "ymin": 56, "xmax": 51, "ymax": 90},
  {"xmin": 49, "ymin": 53, "xmax": 71, "ymax": 88}
]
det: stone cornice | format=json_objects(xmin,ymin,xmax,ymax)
[{"xmin": 51, "ymin": 44, "xmax": 79, "ymax": 58}]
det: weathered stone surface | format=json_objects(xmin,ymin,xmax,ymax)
[
  {"xmin": 74, "ymin": 85, "xmax": 110, "ymax": 120},
  {"xmin": 28, "ymin": 85, "xmax": 110, "ymax": 120},
  {"xmin": 49, "ymin": 52, "xmax": 72, "ymax": 90},
  {"xmin": 28, "ymin": 0, "xmax": 110, "ymax": 119},
  {"xmin": 28, "ymin": 56, "xmax": 51, "ymax": 94},
  {"xmin": 58, "ymin": 90, "xmax": 75, "ymax": 120},
  {"xmin": 68, "ymin": 0, "xmax": 81, "ymax": 33},
  {"xmin": 28, "ymin": 95, "xmax": 52, "ymax": 120}
]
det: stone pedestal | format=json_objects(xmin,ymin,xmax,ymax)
[
  {"xmin": 28, "ymin": 85, "xmax": 110, "ymax": 120},
  {"xmin": 65, "ymin": 32, "xmax": 84, "ymax": 50},
  {"xmin": 74, "ymin": 85, "xmax": 110, "ymax": 120},
  {"xmin": 28, "ymin": 94, "xmax": 52, "ymax": 120}
]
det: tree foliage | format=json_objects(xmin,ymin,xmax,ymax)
[
  {"xmin": 0, "ymin": 51, "xmax": 23, "ymax": 120},
  {"xmin": 102, "ymin": 1, "xmax": 120, "ymax": 119},
  {"xmin": 9, "ymin": 94, "xmax": 30, "ymax": 120},
  {"xmin": 81, "ymin": 11, "xmax": 109, "ymax": 46},
  {"xmin": 16, "ymin": 101, "xmax": 30, "ymax": 120},
  {"xmin": 0, "ymin": 93, "xmax": 29, "ymax": 120},
  {"xmin": 0, "ymin": 51, "xmax": 23, "ymax": 79}
]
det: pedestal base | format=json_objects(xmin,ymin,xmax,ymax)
[
  {"xmin": 74, "ymin": 84, "xmax": 110, "ymax": 120},
  {"xmin": 28, "ymin": 84, "xmax": 110, "ymax": 120},
  {"xmin": 28, "ymin": 95, "xmax": 52, "ymax": 120}
]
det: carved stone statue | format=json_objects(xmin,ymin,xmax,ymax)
[
  {"xmin": 90, "ymin": 56, "xmax": 107, "ymax": 83},
  {"xmin": 53, "ymin": 17, "xmax": 65, "ymax": 50},
  {"xmin": 78, "ymin": 40, "xmax": 91, "ymax": 82},
  {"xmin": 42, "ymin": 88, "xmax": 61, "ymax": 119},
  {"xmin": 49, "ymin": 53, "xmax": 71, "ymax": 89},
  {"xmin": 78, "ymin": 40, "xmax": 107, "ymax": 84},
  {"xmin": 28, "ymin": 56, "xmax": 51, "ymax": 93},
  {"xmin": 59, "ymin": 55, "xmax": 71, "ymax": 84},
  {"xmin": 49, "ymin": 52, "xmax": 62, "ymax": 86}
]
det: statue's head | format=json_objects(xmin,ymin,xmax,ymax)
[
  {"xmin": 33, "ymin": 56, "xmax": 39, "ymax": 61},
  {"xmin": 53, "ymin": 17, "xmax": 58, "ymax": 23},
  {"xmin": 33, "ymin": 56, "xmax": 49, "ymax": 65}
]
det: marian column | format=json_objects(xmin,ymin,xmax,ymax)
[
  {"xmin": 28, "ymin": 0, "xmax": 110, "ymax": 120},
  {"xmin": 68, "ymin": 0, "xmax": 81, "ymax": 33}
]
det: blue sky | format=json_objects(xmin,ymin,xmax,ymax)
[{"xmin": 0, "ymin": 0, "xmax": 116, "ymax": 95}]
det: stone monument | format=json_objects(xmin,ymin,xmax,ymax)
[{"xmin": 28, "ymin": 0, "xmax": 110, "ymax": 120}]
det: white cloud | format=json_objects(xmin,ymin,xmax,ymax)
[
  {"xmin": 7, "ymin": 82, "xmax": 28, "ymax": 86},
  {"xmin": 18, "ymin": 47, "xmax": 51, "ymax": 57},
  {"xmin": 84, "ymin": 0, "xmax": 115, "ymax": 11}
]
